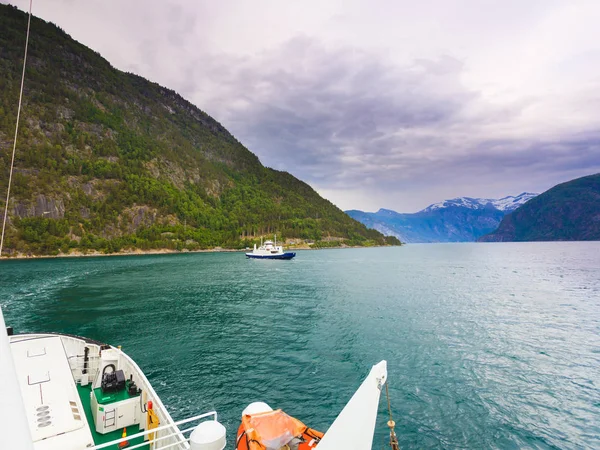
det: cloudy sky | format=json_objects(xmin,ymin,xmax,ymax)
[{"xmin": 5, "ymin": 0, "xmax": 600, "ymax": 212}]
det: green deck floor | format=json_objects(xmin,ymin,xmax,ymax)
[{"xmin": 76, "ymin": 383, "xmax": 149, "ymax": 449}]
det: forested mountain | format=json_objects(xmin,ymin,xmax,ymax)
[
  {"xmin": 347, "ymin": 193, "xmax": 536, "ymax": 243},
  {"xmin": 0, "ymin": 5, "xmax": 399, "ymax": 255},
  {"xmin": 479, "ymin": 174, "xmax": 600, "ymax": 242}
]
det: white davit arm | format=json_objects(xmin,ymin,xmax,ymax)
[
  {"xmin": 316, "ymin": 360, "xmax": 388, "ymax": 450},
  {"xmin": 0, "ymin": 308, "xmax": 34, "ymax": 450}
]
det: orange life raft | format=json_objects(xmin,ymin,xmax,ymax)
[{"xmin": 236, "ymin": 409, "xmax": 324, "ymax": 450}]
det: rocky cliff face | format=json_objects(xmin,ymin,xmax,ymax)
[
  {"xmin": 479, "ymin": 174, "xmax": 600, "ymax": 242},
  {"xmin": 13, "ymin": 194, "xmax": 65, "ymax": 219}
]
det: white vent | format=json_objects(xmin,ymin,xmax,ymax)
[{"xmin": 36, "ymin": 406, "xmax": 52, "ymax": 429}]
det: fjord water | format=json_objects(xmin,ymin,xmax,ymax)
[{"xmin": 2, "ymin": 243, "xmax": 599, "ymax": 449}]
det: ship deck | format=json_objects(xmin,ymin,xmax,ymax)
[
  {"xmin": 10, "ymin": 335, "xmax": 96, "ymax": 449},
  {"xmin": 10, "ymin": 334, "xmax": 150, "ymax": 450}
]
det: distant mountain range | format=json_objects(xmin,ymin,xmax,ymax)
[
  {"xmin": 346, "ymin": 193, "xmax": 537, "ymax": 243},
  {"xmin": 422, "ymin": 193, "xmax": 538, "ymax": 213},
  {"xmin": 480, "ymin": 174, "xmax": 600, "ymax": 242}
]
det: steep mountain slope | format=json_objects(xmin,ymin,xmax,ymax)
[
  {"xmin": 479, "ymin": 174, "xmax": 600, "ymax": 242},
  {"xmin": 0, "ymin": 5, "xmax": 399, "ymax": 255},
  {"xmin": 347, "ymin": 193, "xmax": 536, "ymax": 243}
]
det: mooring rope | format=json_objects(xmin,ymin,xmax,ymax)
[
  {"xmin": 0, "ymin": 0, "xmax": 33, "ymax": 257},
  {"xmin": 385, "ymin": 382, "xmax": 400, "ymax": 450}
]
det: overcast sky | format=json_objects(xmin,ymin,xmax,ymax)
[{"xmin": 5, "ymin": 0, "xmax": 600, "ymax": 212}]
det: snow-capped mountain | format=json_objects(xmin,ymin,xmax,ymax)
[
  {"xmin": 423, "ymin": 193, "xmax": 538, "ymax": 213},
  {"xmin": 346, "ymin": 192, "xmax": 538, "ymax": 243}
]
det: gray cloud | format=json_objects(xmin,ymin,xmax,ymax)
[
  {"xmin": 189, "ymin": 39, "xmax": 474, "ymax": 173},
  {"xmin": 174, "ymin": 36, "xmax": 600, "ymax": 210},
  {"xmin": 8, "ymin": 0, "xmax": 600, "ymax": 211}
]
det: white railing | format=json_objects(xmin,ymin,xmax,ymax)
[{"xmin": 89, "ymin": 411, "xmax": 218, "ymax": 450}]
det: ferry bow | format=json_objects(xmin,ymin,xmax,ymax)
[
  {"xmin": 317, "ymin": 360, "xmax": 388, "ymax": 450},
  {"xmin": 235, "ymin": 361, "xmax": 389, "ymax": 450}
]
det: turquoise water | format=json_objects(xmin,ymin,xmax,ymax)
[{"xmin": 2, "ymin": 243, "xmax": 600, "ymax": 449}]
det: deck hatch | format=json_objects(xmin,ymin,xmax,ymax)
[{"xmin": 27, "ymin": 346, "xmax": 46, "ymax": 358}]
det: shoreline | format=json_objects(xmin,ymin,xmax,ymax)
[
  {"xmin": 0, "ymin": 244, "xmax": 397, "ymax": 260},
  {"xmin": 0, "ymin": 247, "xmax": 244, "ymax": 260}
]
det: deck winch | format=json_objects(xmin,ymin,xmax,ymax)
[{"xmin": 100, "ymin": 364, "xmax": 126, "ymax": 393}]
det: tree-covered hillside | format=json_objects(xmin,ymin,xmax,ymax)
[
  {"xmin": 0, "ymin": 5, "xmax": 399, "ymax": 255},
  {"xmin": 479, "ymin": 173, "xmax": 600, "ymax": 242}
]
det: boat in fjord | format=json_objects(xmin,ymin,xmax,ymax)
[{"xmin": 245, "ymin": 236, "xmax": 296, "ymax": 260}]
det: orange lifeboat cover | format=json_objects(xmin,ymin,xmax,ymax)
[
  {"xmin": 243, "ymin": 409, "xmax": 306, "ymax": 449},
  {"xmin": 237, "ymin": 409, "xmax": 323, "ymax": 450}
]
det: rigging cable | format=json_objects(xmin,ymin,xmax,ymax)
[{"xmin": 0, "ymin": 0, "xmax": 33, "ymax": 257}]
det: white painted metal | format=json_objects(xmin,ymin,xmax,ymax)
[
  {"xmin": 93, "ymin": 348, "xmax": 119, "ymax": 389},
  {"xmin": 0, "ymin": 308, "xmax": 34, "ymax": 450},
  {"xmin": 242, "ymin": 401, "xmax": 272, "ymax": 416},
  {"xmin": 111, "ymin": 343, "xmax": 189, "ymax": 448},
  {"xmin": 90, "ymin": 411, "xmax": 218, "ymax": 450},
  {"xmin": 189, "ymin": 420, "xmax": 226, "ymax": 450},
  {"xmin": 91, "ymin": 390, "xmax": 141, "ymax": 434},
  {"xmin": 10, "ymin": 336, "xmax": 94, "ymax": 448},
  {"xmin": 316, "ymin": 360, "xmax": 388, "ymax": 450}
]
